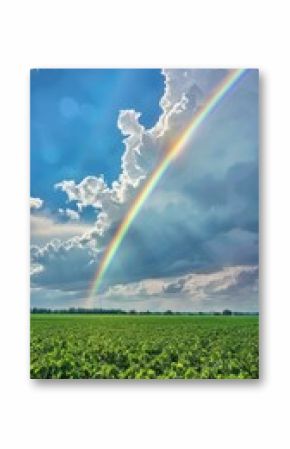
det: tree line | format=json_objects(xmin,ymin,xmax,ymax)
[{"xmin": 30, "ymin": 307, "xmax": 259, "ymax": 316}]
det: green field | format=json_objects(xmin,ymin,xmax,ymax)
[{"xmin": 30, "ymin": 314, "xmax": 259, "ymax": 379}]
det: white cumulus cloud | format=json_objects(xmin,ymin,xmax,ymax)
[
  {"xmin": 55, "ymin": 69, "xmax": 203, "ymax": 246},
  {"xmin": 30, "ymin": 197, "xmax": 43, "ymax": 210}
]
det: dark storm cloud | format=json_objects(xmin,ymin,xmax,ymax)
[
  {"xmin": 99, "ymin": 158, "xmax": 258, "ymax": 286},
  {"xmin": 163, "ymin": 279, "xmax": 186, "ymax": 294}
]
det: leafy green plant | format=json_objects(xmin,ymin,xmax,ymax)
[{"xmin": 30, "ymin": 315, "xmax": 259, "ymax": 379}]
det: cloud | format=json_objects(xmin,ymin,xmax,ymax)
[
  {"xmin": 30, "ymin": 197, "xmax": 43, "ymax": 209},
  {"xmin": 104, "ymin": 265, "xmax": 258, "ymax": 301},
  {"xmin": 31, "ymin": 264, "xmax": 258, "ymax": 312},
  {"xmin": 31, "ymin": 214, "xmax": 91, "ymax": 246},
  {"xmin": 163, "ymin": 279, "xmax": 186, "ymax": 294},
  {"xmin": 59, "ymin": 208, "xmax": 80, "ymax": 221},
  {"xmin": 31, "ymin": 237, "xmax": 98, "ymax": 291},
  {"xmin": 176, "ymin": 265, "xmax": 258, "ymax": 300},
  {"xmin": 30, "ymin": 264, "xmax": 44, "ymax": 276},
  {"xmin": 100, "ymin": 265, "xmax": 258, "ymax": 312},
  {"xmin": 31, "ymin": 286, "xmax": 86, "ymax": 309},
  {"xmin": 31, "ymin": 69, "xmax": 259, "ymax": 307}
]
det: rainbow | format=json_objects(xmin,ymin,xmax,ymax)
[{"xmin": 88, "ymin": 69, "xmax": 247, "ymax": 305}]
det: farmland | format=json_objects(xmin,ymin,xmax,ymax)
[{"xmin": 30, "ymin": 314, "xmax": 259, "ymax": 379}]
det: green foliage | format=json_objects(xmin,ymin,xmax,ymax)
[{"xmin": 30, "ymin": 315, "xmax": 259, "ymax": 379}]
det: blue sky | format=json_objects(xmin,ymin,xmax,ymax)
[
  {"xmin": 31, "ymin": 69, "xmax": 163, "ymax": 217},
  {"xmin": 30, "ymin": 69, "xmax": 259, "ymax": 311}
]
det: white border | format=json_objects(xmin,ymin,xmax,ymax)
[{"xmin": 1, "ymin": 1, "xmax": 289, "ymax": 448}]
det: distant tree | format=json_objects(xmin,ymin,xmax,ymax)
[
  {"xmin": 165, "ymin": 310, "xmax": 173, "ymax": 315},
  {"xmin": 222, "ymin": 309, "xmax": 232, "ymax": 316}
]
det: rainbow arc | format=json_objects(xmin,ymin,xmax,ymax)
[{"xmin": 87, "ymin": 69, "xmax": 247, "ymax": 305}]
